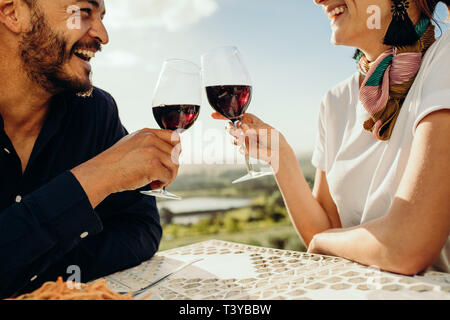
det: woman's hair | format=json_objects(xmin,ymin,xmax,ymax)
[
  {"xmin": 353, "ymin": 0, "xmax": 449, "ymax": 59},
  {"xmin": 417, "ymin": 0, "xmax": 450, "ymax": 21}
]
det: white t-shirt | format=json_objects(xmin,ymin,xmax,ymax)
[{"xmin": 311, "ymin": 30, "xmax": 450, "ymax": 273}]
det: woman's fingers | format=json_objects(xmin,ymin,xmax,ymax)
[
  {"xmin": 227, "ymin": 125, "xmax": 241, "ymax": 138},
  {"xmin": 228, "ymin": 124, "xmax": 264, "ymax": 145},
  {"xmin": 241, "ymin": 113, "xmax": 264, "ymax": 125},
  {"xmin": 211, "ymin": 112, "xmax": 228, "ymax": 120},
  {"xmin": 212, "ymin": 112, "xmax": 264, "ymax": 125},
  {"xmin": 215, "ymin": 113, "xmax": 277, "ymax": 161}
]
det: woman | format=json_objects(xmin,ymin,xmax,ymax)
[{"xmin": 213, "ymin": 0, "xmax": 450, "ymax": 275}]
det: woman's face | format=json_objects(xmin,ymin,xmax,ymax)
[{"xmin": 314, "ymin": 0, "xmax": 394, "ymax": 50}]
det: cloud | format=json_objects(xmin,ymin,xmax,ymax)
[
  {"xmin": 93, "ymin": 50, "xmax": 141, "ymax": 68},
  {"xmin": 103, "ymin": 0, "xmax": 219, "ymax": 31},
  {"xmin": 92, "ymin": 50, "xmax": 158, "ymax": 72}
]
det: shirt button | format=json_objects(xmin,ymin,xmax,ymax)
[
  {"xmin": 3, "ymin": 148, "xmax": 10, "ymax": 154},
  {"xmin": 30, "ymin": 275, "xmax": 37, "ymax": 282},
  {"xmin": 15, "ymin": 195, "xmax": 22, "ymax": 203},
  {"xmin": 80, "ymin": 232, "xmax": 89, "ymax": 239}
]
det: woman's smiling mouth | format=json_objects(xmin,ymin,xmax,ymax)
[{"xmin": 326, "ymin": 4, "xmax": 348, "ymax": 21}]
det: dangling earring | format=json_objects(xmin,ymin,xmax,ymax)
[{"xmin": 383, "ymin": 0, "xmax": 419, "ymax": 47}]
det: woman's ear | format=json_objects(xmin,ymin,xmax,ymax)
[{"xmin": 0, "ymin": 0, "xmax": 30, "ymax": 34}]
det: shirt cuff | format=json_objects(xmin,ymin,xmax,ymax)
[
  {"xmin": 311, "ymin": 148, "xmax": 326, "ymax": 172},
  {"xmin": 24, "ymin": 171, "xmax": 103, "ymax": 242}
]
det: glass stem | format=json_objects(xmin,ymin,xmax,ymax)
[{"xmin": 233, "ymin": 120, "xmax": 254, "ymax": 175}]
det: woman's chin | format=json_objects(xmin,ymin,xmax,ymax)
[
  {"xmin": 330, "ymin": 33, "xmax": 345, "ymax": 46},
  {"xmin": 330, "ymin": 30, "xmax": 355, "ymax": 47}
]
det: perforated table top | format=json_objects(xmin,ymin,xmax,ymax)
[{"xmin": 103, "ymin": 240, "xmax": 450, "ymax": 300}]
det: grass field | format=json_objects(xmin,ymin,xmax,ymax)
[
  {"xmin": 157, "ymin": 155, "xmax": 314, "ymax": 253},
  {"xmin": 160, "ymin": 222, "xmax": 306, "ymax": 252}
]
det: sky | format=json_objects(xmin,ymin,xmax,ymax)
[{"xmin": 91, "ymin": 0, "xmax": 449, "ymax": 164}]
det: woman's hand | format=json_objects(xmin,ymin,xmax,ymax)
[
  {"xmin": 211, "ymin": 112, "xmax": 288, "ymax": 166},
  {"xmin": 306, "ymin": 234, "xmax": 324, "ymax": 255},
  {"xmin": 306, "ymin": 236, "xmax": 318, "ymax": 254}
]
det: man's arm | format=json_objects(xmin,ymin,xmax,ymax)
[
  {"xmin": 0, "ymin": 92, "xmax": 180, "ymax": 299},
  {"xmin": 0, "ymin": 171, "xmax": 103, "ymax": 299},
  {"xmin": 18, "ymin": 189, "xmax": 162, "ymax": 294}
]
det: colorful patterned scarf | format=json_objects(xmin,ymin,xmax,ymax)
[{"xmin": 356, "ymin": 17, "xmax": 436, "ymax": 140}]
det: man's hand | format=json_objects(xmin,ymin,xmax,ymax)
[{"xmin": 71, "ymin": 128, "xmax": 182, "ymax": 208}]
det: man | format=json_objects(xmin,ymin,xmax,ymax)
[{"xmin": 0, "ymin": 0, "xmax": 181, "ymax": 298}]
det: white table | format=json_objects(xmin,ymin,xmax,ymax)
[{"xmin": 103, "ymin": 240, "xmax": 450, "ymax": 300}]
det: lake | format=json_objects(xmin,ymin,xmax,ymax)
[{"xmin": 157, "ymin": 197, "xmax": 252, "ymax": 225}]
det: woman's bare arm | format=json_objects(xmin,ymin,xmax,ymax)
[
  {"xmin": 312, "ymin": 169, "xmax": 342, "ymax": 229},
  {"xmin": 274, "ymin": 144, "xmax": 341, "ymax": 245},
  {"xmin": 308, "ymin": 110, "xmax": 450, "ymax": 275},
  {"xmin": 214, "ymin": 112, "xmax": 342, "ymax": 246}
]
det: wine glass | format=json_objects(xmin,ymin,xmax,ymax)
[
  {"xmin": 201, "ymin": 46, "xmax": 273, "ymax": 184},
  {"xmin": 140, "ymin": 59, "xmax": 202, "ymax": 200}
]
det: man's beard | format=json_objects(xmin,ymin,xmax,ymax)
[{"xmin": 18, "ymin": 8, "xmax": 93, "ymax": 95}]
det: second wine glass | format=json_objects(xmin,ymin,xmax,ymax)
[
  {"xmin": 201, "ymin": 46, "xmax": 273, "ymax": 184},
  {"xmin": 140, "ymin": 59, "xmax": 202, "ymax": 200}
]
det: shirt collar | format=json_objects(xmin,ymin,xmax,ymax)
[
  {"xmin": 0, "ymin": 92, "xmax": 69, "ymax": 133},
  {"xmin": 43, "ymin": 92, "xmax": 70, "ymax": 136},
  {"xmin": 27, "ymin": 92, "xmax": 69, "ymax": 164},
  {"xmin": 0, "ymin": 92, "xmax": 70, "ymax": 174}
]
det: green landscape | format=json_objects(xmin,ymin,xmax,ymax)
[{"xmin": 158, "ymin": 155, "xmax": 315, "ymax": 253}]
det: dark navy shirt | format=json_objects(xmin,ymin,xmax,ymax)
[{"xmin": 0, "ymin": 88, "xmax": 162, "ymax": 299}]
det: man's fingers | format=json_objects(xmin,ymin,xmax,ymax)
[
  {"xmin": 141, "ymin": 128, "xmax": 181, "ymax": 146},
  {"xmin": 171, "ymin": 143, "xmax": 182, "ymax": 165},
  {"xmin": 150, "ymin": 181, "xmax": 165, "ymax": 190},
  {"xmin": 149, "ymin": 149, "xmax": 179, "ymax": 182},
  {"xmin": 149, "ymin": 159, "xmax": 172, "ymax": 186},
  {"xmin": 137, "ymin": 130, "xmax": 182, "ymax": 161}
]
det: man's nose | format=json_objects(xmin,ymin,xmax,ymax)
[
  {"xmin": 88, "ymin": 19, "xmax": 109, "ymax": 45},
  {"xmin": 313, "ymin": 0, "xmax": 325, "ymax": 5}
]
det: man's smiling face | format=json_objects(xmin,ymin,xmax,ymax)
[{"xmin": 19, "ymin": 0, "xmax": 108, "ymax": 95}]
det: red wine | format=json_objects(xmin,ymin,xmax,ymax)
[
  {"xmin": 205, "ymin": 85, "xmax": 252, "ymax": 121},
  {"xmin": 153, "ymin": 104, "xmax": 200, "ymax": 132}
]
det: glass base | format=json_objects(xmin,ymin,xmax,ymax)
[
  {"xmin": 140, "ymin": 189, "xmax": 182, "ymax": 200},
  {"xmin": 232, "ymin": 171, "xmax": 273, "ymax": 184}
]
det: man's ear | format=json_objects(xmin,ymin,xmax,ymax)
[{"xmin": 0, "ymin": 0, "xmax": 30, "ymax": 34}]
